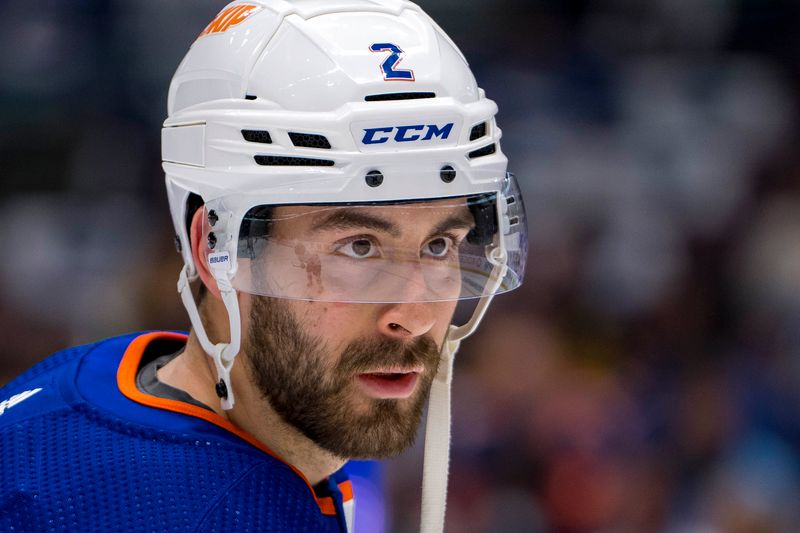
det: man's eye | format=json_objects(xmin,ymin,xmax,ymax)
[
  {"xmin": 336, "ymin": 238, "xmax": 379, "ymax": 258},
  {"xmin": 424, "ymin": 237, "xmax": 451, "ymax": 258}
]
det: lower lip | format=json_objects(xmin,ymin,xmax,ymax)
[{"xmin": 356, "ymin": 373, "xmax": 419, "ymax": 399}]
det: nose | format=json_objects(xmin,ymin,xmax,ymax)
[{"xmin": 377, "ymin": 302, "xmax": 437, "ymax": 339}]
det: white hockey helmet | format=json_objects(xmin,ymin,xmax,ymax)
[{"xmin": 162, "ymin": 1, "xmax": 527, "ymax": 531}]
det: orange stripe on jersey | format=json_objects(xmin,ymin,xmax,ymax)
[
  {"xmin": 316, "ymin": 480, "xmax": 355, "ymax": 515},
  {"xmin": 116, "ymin": 332, "xmax": 341, "ymax": 516},
  {"xmin": 199, "ymin": 4, "xmax": 259, "ymax": 38},
  {"xmin": 318, "ymin": 497, "xmax": 337, "ymax": 516},
  {"xmin": 339, "ymin": 480, "xmax": 354, "ymax": 502}
]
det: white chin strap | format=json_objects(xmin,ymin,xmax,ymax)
[
  {"xmin": 420, "ymin": 246, "xmax": 509, "ymax": 533},
  {"xmin": 177, "ymin": 263, "xmax": 241, "ymax": 411}
]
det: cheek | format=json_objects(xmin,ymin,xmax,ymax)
[
  {"xmin": 286, "ymin": 301, "xmax": 328, "ymax": 330},
  {"xmin": 287, "ymin": 300, "xmax": 457, "ymax": 348},
  {"xmin": 287, "ymin": 301, "xmax": 364, "ymax": 346},
  {"xmin": 432, "ymin": 301, "xmax": 458, "ymax": 340}
]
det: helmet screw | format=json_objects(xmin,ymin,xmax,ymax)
[
  {"xmin": 215, "ymin": 379, "xmax": 228, "ymax": 399},
  {"xmin": 207, "ymin": 210, "xmax": 219, "ymax": 227},
  {"xmin": 174, "ymin": 235, "xmax": 182, "ymax": 253},
  {"xmin": 440, "ymin": 165, "xmax": 456, "ymax": 183},
  {"xmin": 365, "ymin": 170, "xmax": 383, "ymax": 188},
  {"xmin": 207, "ymin": 232, "xmax": 217, "ymax": 250}
]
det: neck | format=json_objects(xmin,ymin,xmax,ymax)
[{"xmin": 157, "ymin": 332, "xmax": 346, "ymax": 486}]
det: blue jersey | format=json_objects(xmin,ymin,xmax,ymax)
[{"xmin": 0, "ymin": 332, "xmax": 358, "ymax": 533}]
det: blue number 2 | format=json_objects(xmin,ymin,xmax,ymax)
[{"xmin": 369, "ymin": 43, "xmax": 415, "ymax": 81}]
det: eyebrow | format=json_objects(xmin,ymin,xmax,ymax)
[
  {"xmin": 427, "ymin": 212, "xmax": 476, "ymax": 240},
  {"xmin": 310, "ymin": 210, "xmax": 402, "ymax": 237},
  {"xmin": 309, "ymin": 208, "xmax": 475, "ymax": 239}
]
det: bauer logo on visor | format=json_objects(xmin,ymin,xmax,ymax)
[{"xmin": 198, "ymin": 4, "xmax": 259, "ymax": 38}]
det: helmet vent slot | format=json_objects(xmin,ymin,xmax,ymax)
[
  {"xmin": 365, "ymin": 92, "xmax": 436, "ymax": 102},
  {"xmin": 289, "ymin": 132, "xmax": 332, "ymax": 149},
  {"xmin": 469, "ymin": 122, "xmax": 487, "ymax": 141},
  {"xmin": 242, "ymin": 130, "xmax": 273, "ymax": 144},
  {"xmin": 254, "ymin": 155, "xmax": 334, "ymax": 167},
  {"xmin": 468, "ymin": 144, "xmax": 496, "ymax": 159}
]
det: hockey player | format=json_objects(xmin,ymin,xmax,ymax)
[{"xmin": 0, "ymin": 1, "xmax": 527, "ymax": 532}]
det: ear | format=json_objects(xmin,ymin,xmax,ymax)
[{"xmin": 190, "ymin": 207, "xmax": 223, "ymax": 300}]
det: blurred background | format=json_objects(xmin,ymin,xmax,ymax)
[{"xmin": 1, "ymin": 0, "xmax": 799, "ymax": 531}]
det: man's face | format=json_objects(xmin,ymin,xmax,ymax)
[{"xmin": 239, "ymin": 200, "xmax": 472, "ymax": 459}]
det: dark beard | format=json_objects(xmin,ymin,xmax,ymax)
[{"xmin": 245, "ymin": 296, "xmax": 441, "ymax": 459}]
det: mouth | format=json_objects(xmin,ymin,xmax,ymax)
[{"xmin": 355, "ymin": 366, "xmax": 423, "ymax": 399}]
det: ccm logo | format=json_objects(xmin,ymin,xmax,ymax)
[{"xmin": 362, "ymin": 123, "xmax": 454, "ymax": 145}]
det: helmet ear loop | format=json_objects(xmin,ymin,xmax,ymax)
[
  {"xmin": 177, "ymin": 262, "xmax": 242, "ymax": 411},
  {"xmin": 207, "ymin": 253, "xmax": 242, "ymax": 411},
  {"xmin": 211, "ymin": 267, "xmax": 242, "ymax": 410},
  {"xmin": 179, "ymin": 206, "xmax": 243, "ymax": 411}
]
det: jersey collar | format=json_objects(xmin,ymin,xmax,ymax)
[{"xmin": 116, "ymin": 331, "xmax": 353, "ymax": 516}]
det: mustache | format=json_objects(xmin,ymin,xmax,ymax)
[{"xmin": 336, "ymin": 335, "xmax": 441, "ymax": 375}]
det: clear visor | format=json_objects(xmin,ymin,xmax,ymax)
[{"xmin": 207, "ymin": 177, "xmax": 527, "ymax": 303}]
